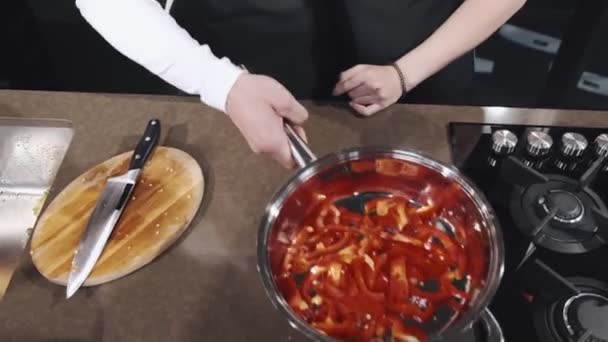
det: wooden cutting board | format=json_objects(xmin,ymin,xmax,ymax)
[{"xmin": 30, "ymin": 147, "xmax": 204, "ymax": 287}]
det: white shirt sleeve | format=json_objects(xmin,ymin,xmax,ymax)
[{"xmin": 75, "ymin": 0, "xmax": 244, "ymax": 112}]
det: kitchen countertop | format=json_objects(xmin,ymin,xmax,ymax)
[{"xmin": 1, "ymin": 89, "xmax": 607, "ymax": 342}]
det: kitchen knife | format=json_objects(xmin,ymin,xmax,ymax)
[{"xmin": 66, "ymin": 119, "xmax": 161, "ymax": 298}]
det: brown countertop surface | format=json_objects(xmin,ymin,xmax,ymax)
[{"xmin": 1, "ymin": 89, "xmax": 607, "ymax": 342}]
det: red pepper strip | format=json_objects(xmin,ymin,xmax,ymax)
[
  {"xmin": 456, "ymin": 252, "xmax": 468, "ymax": 277},
  {"xmin": 429, "ymin": 230, "xmax": 461, "ymax": 263},
  {"xmin": 322, "ymin": 281, "xmax": 346, "ymax": 299},
  {"xmin": 346, "ymin": 273, "xmax": 360, "ymax": 297},
  {"xmin": 301, "ymin": 271, "xmax": 320, "ymax": 302},
  {"xmin": 387, "ymin": 314, "xmax": 429, "ymax": 342},
  {"xmin": 293, "ymin": 228, "xmax": 311, "ymax": 244},
  {"xmin": 415, "ymin": 204, "xmax": 439, "ymax": 221},
  {"xmin": 281, "ymin": 247, "xmax": 296, "ymax": 272},
  {"xmin": 387, "ymin": 300, "xmax": 434, "ymax": 322},
  {"xmin": 442, "ymin": 275, "xmax": 469, "ymax": 301},
  {"xmin": 352, "ymin": 258, "xmax": 385, "ymax": 302},
  {"xmin": 410, "ymin": 283, "xmax": 451, "ymax": 303},
  {"xmin": 275, "ymin": 275, "xmax": 298, "ymax": 300},
  {"xmin": 411, "ymin": 274, "xmax": 469, "ymax": 303},
  {"xmin": 306, "ymin": 233, "xmax": 351, "ymax": 260},
  {"xmin": 387, "ymin": 243, "xmax": 451, "ymax": 272},
  {"xmin": 365, "ymin": 198, "xmax": 397, "ymax": 216},
  {"xmin": 411, "ymin": 224, "xmax": 437, "ymax": 240},
  {"xmin": 434, "ymin": 183, "xmax": 463, "ymax": 209},
  {"xmin": 309, "ymin": 304, "xmax": 327, "ymax": 322},
  {"xmin": 323, "ymin": 224, "xmax": 352, "ymax": 233},
  {"xmin": 339, "ymin": 211, "xmax": 363, "ymax": 226},
  {"xmin": 374, "ymin": 254, "xmax": 388, "ymax": 272},
  {"xmin": 304, "ymin": 233, "xmax": 323, "ymax": 246},
  {"xmin": 349, "ymin": 160, "xmax": 376, "ymax": 173},
  {"xmin": 371, "ymin": 235, "xmax": 385, "ymax": 250},
  {"xmin": 326, "ymin": 301, "xmax": 339, "ymax": 322},
  {"xmin": 363, "ymin": 259, "xmax": 376, "ymax": 290},
  {"xmin": 313, "ymin": 318, "xmax": 359, "ymax": 337},
  {"xmin": 379, "ymin": 231, "xmax": 424, "ymax": 248},
  {"xmin": 375, "ymin": 158, "xmax": 405, "ymax": 176},
  {"xmin": 389, "ymin": 256, "xmax": 409, "ymax": 302},
  {"xmin": 408, "ymin": 265, "xmax": 424, "ymax": 286},
  {"xmin": 360, "ymin": 319, "xmax": 377, "ymax": 340},
  {"xmin": 361, "ymin": 215, "xmax": 375, "ymax": 229},
  {"xmin": 406, "ymin": 208, "xmax": 424, "ymax": 227},
  {"xmin": 375, "ymin": 215, "xmax": 399, "ymax": 230},
  {"xmin": 374, "ymin": 273, "xmax": 389, "ymax": 293},
  {"xmin": 334, "ymin": 301, "xmax": 349, "ymax": 320},
  {"xmin": 316, "ymin": 203, "xmax": 341, "ymax": 228}
]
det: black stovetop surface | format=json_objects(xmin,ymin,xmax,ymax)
[{"xmin": 449, "ymin": 123, "xmax": 608, "ymax": 342}]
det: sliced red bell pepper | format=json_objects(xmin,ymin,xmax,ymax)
[
  {"xmin": 306, "ymin": 233, "xmax": 351, "ymax": 260},
  {"xmin": 350, "ymin": 160, "xmax": 376, "ymax": 173},
  {"xmin": 352, "ymin": 258, "xmax": 386, "ymax": 302},
  {"xmin": 388, "ymin": 256, "xmax": 410, "ymax": 302}
]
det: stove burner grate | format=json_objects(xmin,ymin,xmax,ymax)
[
  {"xmin": 501, "ymin": 156, "xmax": 608, "ymax": 254},
  {"xmin": 523, "ymin": 259, "xmax": 608, "ymax": 342},
  {"xmin": 562, "ymin": 293, "xmax": 608, "ymax": 340}
]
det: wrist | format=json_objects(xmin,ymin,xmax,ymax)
[
  {"xmin": 223, "ymin": 69, "xmax": 251, "ymax": 116},
  {"xmin": 225, "ymin": 72, "xmax": 250, "ymax": 117},
  {"xmin": 395, "ymin": 51, "xmax": 426, "ymax": 92},
  {"xmin": 389, "ymin": 62, "xmax": 408, "ymax": 97}
]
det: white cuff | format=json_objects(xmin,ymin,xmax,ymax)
[{"xmin": 196, "ymin": 51, "xmax": 245, "ymax": 112}]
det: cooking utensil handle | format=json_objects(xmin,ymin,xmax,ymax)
[
  {"xmin": 284, "ymin": 122, "xmax": 317, "ymax": 168},
  {"xmin": 129, "ymin": 119, "xmax": 161, "ymax": 170},
  {"xmin": 479, "ymin": 308, "xmax": 504, "ymax": 342}
]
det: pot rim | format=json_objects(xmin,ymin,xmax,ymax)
[{"xmin": 257, "ymin": 146, "xmax": 505, "ymax": 341}]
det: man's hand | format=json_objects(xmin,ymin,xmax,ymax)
[
  {"xmin": 333, "ymin": 64, "xmax": 403, "ymax": 116},
  {"xmin": 225, "ymin": 73, "xmax": 308, "ymax": 169}
]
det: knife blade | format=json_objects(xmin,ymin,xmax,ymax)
[{"xmin": 66, "ymin": 119, "xmax": 161, "ymax": 298}]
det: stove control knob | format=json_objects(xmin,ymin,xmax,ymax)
[
  {"xmin": 491, "ymin": 129, "xmax": 518, "ymax": 155},
  {"xmin": 594, "ymin": 133, "xmax": 608, "ymax": 158},
  {"xmin": 526, "ymin": 131, "xmax": 553, "ymax": 157},
  {"xmin": 560, "ymin": 132, "xmax": 588, "ymax": 157}
]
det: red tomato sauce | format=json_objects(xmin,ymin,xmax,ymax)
[{"xmin": 268, "ymin": 158, "xmax": 489, "ymax": 341}]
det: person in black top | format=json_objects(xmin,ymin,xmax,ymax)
[{"xmin": 77, "ymin": 0, "xmax": 526, "ymax": 167}]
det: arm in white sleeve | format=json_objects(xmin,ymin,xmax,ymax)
[{"xmin": 75, "ymin": 0, "xmax": 244, "ymax": 112}]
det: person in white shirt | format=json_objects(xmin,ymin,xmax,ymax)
[{"xmin": 75, "ymin": 0, "xmax": 525, "ymax": 168}]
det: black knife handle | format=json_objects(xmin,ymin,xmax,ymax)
[{"xmin": 129, "ymin": 119, "xmax": 161, "ymax": 170}]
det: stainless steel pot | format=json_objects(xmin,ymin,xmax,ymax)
[{"xmin": 257, "ymin": 124, "xmax": 505, "ymax": 341}]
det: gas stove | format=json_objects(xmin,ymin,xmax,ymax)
[{"xmin": 448, "ymin": 123, "xmax": 608, "ymax": 342}]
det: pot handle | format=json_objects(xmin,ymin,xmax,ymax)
[
  {"xmin": 434, "ymin": 308, "xmax": 503, "ymax": 342},
  {"xmin": 284, "ymin": 122, "xmax": 317, "ymax": 168},
  {"xmin": 477, "ymin": 308, "xmax": 504, "ymax": 342}
]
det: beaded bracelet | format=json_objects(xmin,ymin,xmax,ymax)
[{"xmin": 390, "ymin": 62, "xmax": 408, "ymax": 96}]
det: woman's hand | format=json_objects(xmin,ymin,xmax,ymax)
[
  {"xmin": 226, "ymin": 73, "xmax": 308, "ymax": 169},
  {"xmin": 333, "ymin": 64, "xmax": 403, "ymax": 116}
]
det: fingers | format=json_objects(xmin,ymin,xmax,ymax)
[
  {"xmin": 333, "ymin": 70, "xmax": 368, "ymax": 96},
  {"xmin": 339, "ymin": 64, "xmax": 367, "ymax": 83},
  {"xmin": 351, "ymin": 95, "xmax": 379, "ymax": 105},
  {"xmin": 273, "ymin": 134, "xmax": 296, "ymax": 169},
  {"xmin": 348, "ymin": 84, "xmax": 370, "ymax": 98},
  {"xmin": 263, "ymin": 123, "xmax": 308, "ymax": 170},
  {"xmin": 350, "ymin": 102, "xmax": 383, "ymax": 116},
  {"xmin": 274, "ymin": 97, "xmax": 308, "ymax": 125},
  {"xmin": 333, "ymin": 74, "xmax": 366, "ymax": 96},
  {"xmin": 270, "ymin": 83, "xmax": 309, "ymax": 125},
  {"xmin": 294, "ymin": 125, "xmax": 308, "ymax": 143},
  {"xmin": 273, "ymin": 124, "xmax": 307, "ymax": 169},
  {"xmin": 228, "ymin": 74, "xmax": 309, "ymax": 170}
]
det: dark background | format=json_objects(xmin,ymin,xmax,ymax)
[{"xmin": 2, "ymin": 0, "xmax": 608, "ymax": 110}]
